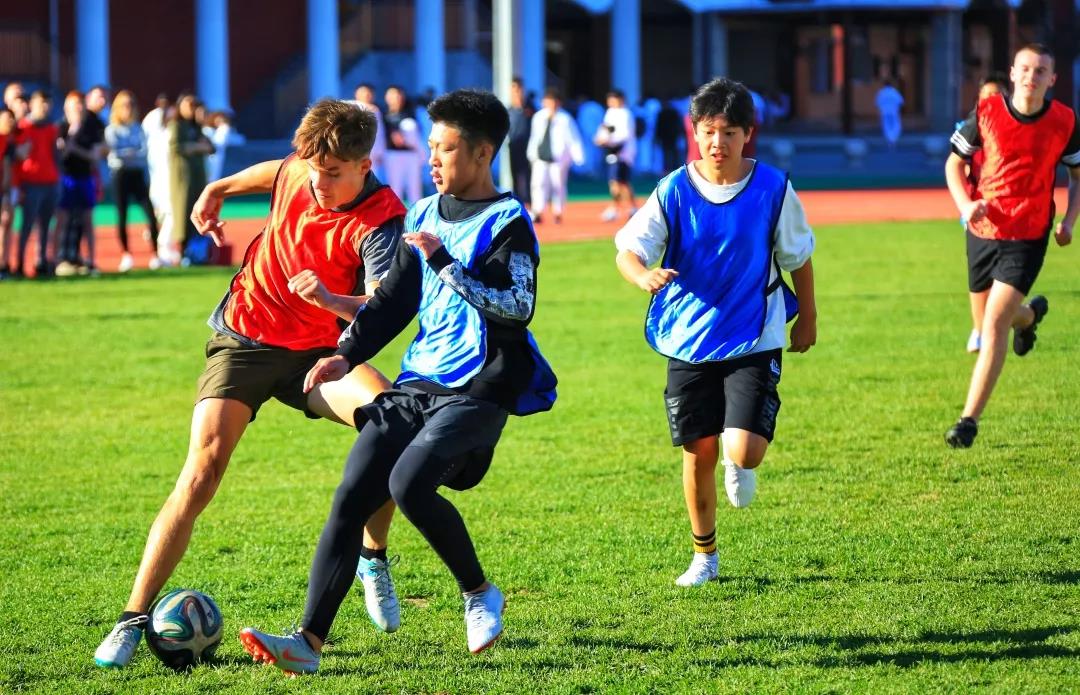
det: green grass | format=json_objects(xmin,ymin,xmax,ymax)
[{"xmin": 1, "ymin": 220, "xmax": 1079, "ymax": 693}]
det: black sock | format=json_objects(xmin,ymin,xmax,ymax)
[
  {"xmin": 118, "ymin": 610, "xmax": 147, "ymax": 624},
  {"xmin": 360, "ymin": 545, "xmax": 387, "ymax": 561}
]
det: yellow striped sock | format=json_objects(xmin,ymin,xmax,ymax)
[{"xmin": 692, "ymin": 529, "xmax": 716, "ymax": 554}]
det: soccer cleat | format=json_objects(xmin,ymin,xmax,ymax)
[
  {"xmin": 945, "ymin": 416, "xmax": 978, "ymax": 448},
  {"xmin": 94, "ymin": 614, "xmax": 149, "ymax": 668},
  {"xmin": 724, "ymin": 461, "xmax": 757, "ymax": 508},
  {"xmin": 966, "ymin": 329, "xmax": 981, "ymax": 353},
  {"xmin": 118, "ymin": 253, "xmax": 135, "ymax": 273},
  {"xmin": 238, "ymin": 627, "xmax": 320, "ymax": 676},
  {"xmin": 463, "ymin": 584, "xmax": 505, "ymax": 653},
  {"xmin": 1013, "ymin": 295, "xmax": 1048, "ymax": 357},
  {"xmin": 675, "ymin": 552, "xmax": 719, "ymax": 587},
  {"xmin": 357, "ymin": 555, "xmax": 401, "ymax": 633}
]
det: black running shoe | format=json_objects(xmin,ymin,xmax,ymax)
[
  {"xmin": 1013, "ymin": 295, "xmax": 1048, "ymax": 357},
  {"xmin": 945, "ymin": 417, "xmax": 978, "ymax": 448}
]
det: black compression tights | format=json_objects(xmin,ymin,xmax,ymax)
[{"xmin": 301, "ymin": 425, "xmax": 486, "ymax": 642}]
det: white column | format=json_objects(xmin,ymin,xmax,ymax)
[
  {"xmin": 521, "ymin": 0, "xmax": 545, "ymax": 93},
  {"xmin": 196, "ymin": 0, "xmax": 230, "ymax": 110},
  {"xmin": 611, "ymin": 0, "xmax": 640, "ymax": 106},
  {"xmin": 706, "ymin": 13, "xmax": 728, "ymax": 81},
  {"xmin": 76, "ymin": 0, "xmax": 109, "ymax": 91},
  {"xmin": 416, "ymin": 0, "xmax": 446, "ymax": 94},
  {"xmin": 308, "ymin": 0, "xmax": 340, "ymax": 102},
  {"xmin": 493, "ymin": 0, "xmax": 517, "ymax": 191}
]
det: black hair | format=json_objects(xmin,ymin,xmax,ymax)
[
  {"xmin": 689, "ymin": 77, "xmax": 755, "ymax": 132},
  {"xmin": 426, "ymin": 88, "xmax": 510, "ymax": 152},
  {"xmin": 355, "ymin": 82, "xmax": 374, "ymax": 92},
  {"xmin": 543, "ymin": 87, "xmax": 562, "ymax": 101},
  {"xmin": 980, "ymin": 71, "xmax": 1009, "ymax": 92},
  {"xmin": 606, "ymin": 89, "xmax": 625, "ymax": 102}
]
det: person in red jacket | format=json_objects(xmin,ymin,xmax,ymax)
[
  {"xmin": 14, "ymin": 91, "xmax": 60, "ymax": 277},
  {"xmin": 944, "ymin": 44, "xmax": 1080, "ymax": 448},
  {"xmin": 93, "ymin": 99, "xmax": 408, "ymax": 669}
]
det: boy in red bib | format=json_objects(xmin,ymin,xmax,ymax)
[
  {"xmin": 94, "ymin": 100, "xmax": 407, "ymax": 668},
  {"xmin": 944, "ymin": 44, "xmax": 1080, "ymax": 447}
]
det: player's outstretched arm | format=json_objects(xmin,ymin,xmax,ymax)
[
  {"xmin": 191, "ymin": 159, "xmax": 283, "ymax": 246},
  {"xmin": 1055, "ymin": 166, "xmax": 1080, "ymax": 247},
  {"xmin": 788, "ymin": 258, "xmax": 817, "ymax": 353},
  {"xmin": 288, "ymin": 269, "xmax": 370, "ymax": 321},
  {"xmin": 616, "ymin": 249, "xmax": 678, "ymax": 295}
]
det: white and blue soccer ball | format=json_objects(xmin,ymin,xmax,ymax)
[{"xmin": 146, "ymin": 589, "xmax": 223, "ymax": 670}]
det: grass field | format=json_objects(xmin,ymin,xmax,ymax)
[{"xmin": 1, "ymin": 219, "xmax": 1079, "ymax": 694}]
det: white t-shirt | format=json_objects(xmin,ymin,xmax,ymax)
[
  {"xmin": 615, "ymin": 160, "xmax": 815, "ymax": 354},
  {"xmin": 598, "ymin": 106, "xmax": 636, "ymax": 164}
]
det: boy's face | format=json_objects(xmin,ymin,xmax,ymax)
[
  {"xmin": 0, "ymin": 111, "xmax": 14, "ymax": 135},
  {"xmin": 1010, "ymin": 49, "xmax": 1055, "ymax": 101},
  {"xmin": 30, "ymin": 95, "xmax": 50, "ymax": 119},
  {"xmin": 693, "ymin": 115, "xmax": 750, "ymax": 169},
  {"xmin": 355, "ymin": 86, "xmax": 374, "ymax": 104},
  {"xmin": 978, "ymin": 82, "xmax": 1002, "ymax": 101},
  {"xmin": 64, "ymin": 94, "xmax": 84, "ymax": 122},
  {"xmin": 386, "ymin": 88, "xmax": 405, "ymax": 112},
  {"xmin": 542, "ymin": 96, "xmax": 558, "ymax": 114},
  {"xmin": 428, "ymin": 122, "xmax": 490, "ymax": 196},
  {"xmin": 305, "ymin": 153, "xmax": 371, "ymax": 210}
]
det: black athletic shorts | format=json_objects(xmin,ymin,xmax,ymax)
[
  {"xmin": 195, "ymin": 331, "xmax": 334, "ymax": 421},
  {"xmin": 358, "ymin": 385, "xmax": 509, "ymax": 491},
  {"xmin": 966, "ymin": 230, "xmax": 1049, "ymax": 296},
  {"xmin": 664, "ymin": 349, "xmax": 783, "ymax": 447},
  {"xmin": 607, "ymin": 160, "xmax": 631, "ymax": 184}
]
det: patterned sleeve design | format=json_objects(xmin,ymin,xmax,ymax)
[{"xmin": 437, "ymin": 251, "xmax": 536, "ymax": 322}]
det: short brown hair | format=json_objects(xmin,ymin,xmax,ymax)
[
  {"xmin": 292, "ymin": 98, "xmax": 376, "ymax": 163},
  {"xmin": 1016, "ymin": 43, "xmax": 1054, "ymax": 63}
]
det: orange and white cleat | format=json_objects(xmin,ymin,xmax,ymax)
[{"xmin": 239, "ymin": 627, "xmax": 319, "ymax": 676}]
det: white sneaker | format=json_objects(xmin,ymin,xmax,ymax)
[
  {"xmin": 118, "ymin": 253, "xmax": 134, "ymax": 273},
  {"xmin": 357, "ymin": 555, "xmax": 401, "ymax": 633},
  {"xmin": 148, "ymin": 255, "xmax": 163, "ymax": 270},
  {"xmin": 675, "ymin": 552, "xmax": 718, "ymax": 587},
  {"xmin": 93, "ymin": 615, "xmax": 148, "ymax": 668},
  {"xmin": 463, "ymin": 584, "xmax": 504, "ymax": 653},
  {"xmin": 600, "ymin": 206, "xmax": 617, "ymax": 222},
  {"xmin": 724, "ymin": 461, "xmax": 756, "ymax": 508},
  {"xmin": 966, "ymin": 329, "xmax": 981, "ymax": 353}
]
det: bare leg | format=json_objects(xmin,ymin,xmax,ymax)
[
  {"xmin": 681, "ymin": 436, "xmax": 720, "ymax": 537},
  {"xmin": 307, "ymin": 362, "xmax": 395, "ymax": 549},
  {"xmin": 721, "ymin": 428, "xmax": 768, "ymax": 470},
  {"xmin": 125, "ymin": 398, "xmax": 251, "ymax": 612},
  {"xmin": 961, "ymin": 281, "xmax": 1031, "ymax": 421},
  {"xmin": 969, "ymin": 289, "xmax": 988, "ymax": 335}
]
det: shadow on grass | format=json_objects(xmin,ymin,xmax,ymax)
[{"xmin": 690, "ymin": 625, "xmax": 1080, "ymax": 669}]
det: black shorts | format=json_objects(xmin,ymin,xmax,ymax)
[
  {"xmin": 664, "ymin": 349, "xmax": 782, "ymax": 447},
  {"xmin": 607, "ymin": 160, "xmax": 631, "ymax": 184},
  {"xmin": 966, "ymin": 231, "xmax": 1049, "ymax": 296},
  {"xmin": 358, "ymin": 385, "xmax": 509, "ymax": 491},
  {"xmin": 195, "ymin": 332, "xmax": 334, "ymax": 421}
]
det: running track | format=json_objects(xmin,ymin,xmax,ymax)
[{"xmin": 17, "ymin": 188, "xmax": 1072, "ymax": 274}]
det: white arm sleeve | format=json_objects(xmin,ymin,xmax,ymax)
[
  {"xmin": 773, "ymin": 182, "xmax": 815, "ymax": 271},
  {"xmin": 614, "ymin": 191, "xmax": 668, "ymax": 267}
]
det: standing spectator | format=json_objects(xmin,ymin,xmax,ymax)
[
  {"xmin": 204, "ymin": 111, "xmax": 245, "ymax": 184},
  {"xmin": 507, "ymin": 77, "xmax": 534, "ymax": 206},
  {"xmin": 15, "ymin": 91, "xmax": 60, "ymax": 278},
  {"xmin": 86, "ymin": 84, "xmax": 111, "ymax": 196},
  {"xmin": 876, "ymin": 79, "xmax": 905, "ymax": 150},
  {"xmin": 143, "ymin": 94, "xmax": 175, "ymax": 264},
  {"xmin": 595, "ymin": 89, "xmax": 637, "ymax": 222},
  {"xmin": 526, "ymin": 87, "xmax": 584, "ymax": 224},
  {"xmin": 383, "ymin": 85, "xmax": 422, "ymax": 205},
  {"xmin": 352, "ymin": 83, "xmax": 387, "ymax": 180},
  {"xmin": 0, "ymin": 108, "xmax": 15, "ymax": 278},
  {"xmin": 168, "ymin": 93, "xmax": 214, "ymax": 259},
  {"xmin": 106, "ymin": 90, "xmax": 161, "ymax": 271},
  {"xmin": 55, "ymin": 90, "xmax": 105, "ymax": 276},
  {"xmin": 656, "ymin": 97, "xmax": 684, "ymax": 173}
]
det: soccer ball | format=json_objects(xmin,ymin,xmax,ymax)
[{"xmin": 145, "ymin": 589, "xmax": 223, "ymax": 670}]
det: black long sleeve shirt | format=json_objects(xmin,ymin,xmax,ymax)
[{"xmin": 336, "ymin": 192, "xmax": 539, "ymax": 410}]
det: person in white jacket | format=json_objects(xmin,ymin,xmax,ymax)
[{"xmin": 526, "ymin": 88, "xmax": 584, "ymax": 224}]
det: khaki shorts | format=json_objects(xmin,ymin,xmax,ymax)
[{"xmin": 195, "ymin": 332, "xmax": 336, "ymax": 421}]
